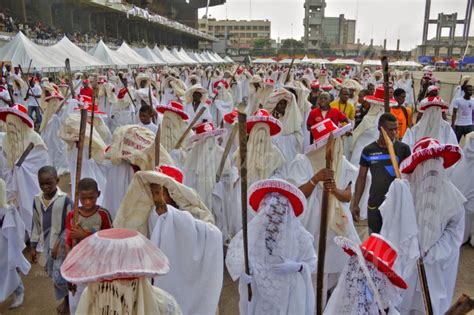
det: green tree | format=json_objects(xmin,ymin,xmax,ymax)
[
  {"xmin": 281, "ymin": 39, "xmax": 304, "ymax": 49},
  {"xmin": 252, "ymin": 38, "xmax": 272, "ymax": 50}
]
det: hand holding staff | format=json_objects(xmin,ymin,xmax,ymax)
[
  {"xmin": 216, "ymin": 120, "xmax": 239, "ymax": 183},
  {"xmin": 174, "ymin": 107, "xmax": 206, "ymax": 149}
]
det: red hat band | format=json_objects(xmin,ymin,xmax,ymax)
[
  {"xmin": 310, "ymin": 119, "xmax": 338, "ymax": 142},
  {"xmin": 213, "ymin": 79, "xmax": 229, "ymax": 90},
  {"xmin": 158, "ymin": 165, "xmax": 184, "ymax": 184},
  {"xmin": 194, "ymin": 122, "xmax": 216, "ymax": 135},
  {"xmin": 13, "ymin": 104, "xmax": 28, "ymax": 115},
  {"xmin": 265, "ymin": 78, "xmax": 275, "ymax": 86},
  {"xmin": 169, "ymin": 101, "xmax": 184, "ymax": 111},
  {"xmin": 253, "ymin": 108, "xmax": 270, "ymax": 117},
  {"xmin": 310, "ymin": 80, "xmax": 320, "ymax": 89},
  {"xmin": 118, "ymin": 88, "xmax": 127, "ymax": 100},
  {"xmin": 413, "ymin": 137, "xmax": 440, "ymax": 153},
  {"xmin": 77, "ymin": 95, "xmax": 92, "ymax": 106},
  {"xmin": 360, "ymin": 234, "xmax": 397, "ymax": 269},
  {"xmin": 224, "ymin": 109, "xmax": 238, "ymax": 124}
]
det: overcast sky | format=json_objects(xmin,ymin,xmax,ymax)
[{"xmin": 198, "ymin": 0, "xmax": 473, "ymax": 50}]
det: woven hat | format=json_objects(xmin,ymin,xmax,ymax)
[
  {"xmin": 184, "ymin": 84, "xmax": 208, "ymax": 104},
  {"xmin": 247, "ymin": 108, "xmax": 282, "ymax": 136},
  {"xmin": 335, "ymin": 233, "xmax": 408, "ymax": 289},
  {"xmin": 417, "ymin": 96, "xmax": 448, "ymax": 112},
  {"xmin": 249, "ymin": 179, "xmax": 306, "ymax": 217},
  {"xmin": 156, "ymin": 101, "xmax": 189, "ymax": 120},
  {"xmin": 213, "ymin": 79, "xmax": 229, "ymax": 90},
  {"xmin": 0, "ymin": 103, "xmax": 33, "ymax": 128},
  {"xmin": 364, "ymin": 86, "xmax": 397, "ymax": 106},
  {"xmin": 189, "ymin": 122, "xmax": 226, "ymax": 142},
  {"xmin": 399, "ymin": 137, "xmax": 461, "ymax": 174},
  {"xmin": 135, "ymin": 73, "xmax": 150, "ymax": 87},
  {"xmin": 61, "ymin": 228, "xmax": 169, "ymax": 284},
  {"xmin": 305, "ymin": 118, "xmax": 352, "ymax": 154}
]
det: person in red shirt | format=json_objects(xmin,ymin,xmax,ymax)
[
  {"xmin": 79, "ymin": 79, "xmax": 93, "ymax": 98},
  {"xmin": 307, "ymin": 91, "xmax": 348, "ymax": 130}
]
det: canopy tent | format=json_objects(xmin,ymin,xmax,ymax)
[
  {"xmin": 151, "ymin": 46, "xmax": 178, "ymax": 65},
  {"xmin": 88, "ymin": 40, "xmax": 129, "ymax": 67},
  {"xmin": 198, "ymin": 52, "xmax": 216, "ymax": 63},
  {"xmin": 330, "ymin": 58, "xmax": 360, "ymax": 65},
  {"xmin": 160, "ymin": 47, "xmax": 185, "ymax": 64},
  {"xmin": 210, "ymin": 52, "xmax": 227, "ymax": 63},
  {"xmin": 45, "ymin": 36, "xmax": 106, "ymax": 70},
  {"xmin": 362, "ymin": 59, "xmax": 381, "ymax": 66},
  {"xmin": 204, "ymin": 51, "xmax": 221, "ymax": 63},
  {"xmin": 0, "ymin": 31, "xmax": 62, "ymax": 69},
  {"xmin": 172, "ymin": 48, "xmax": 197, "ymax": 64},
  {"xmin": 224, "ymin": 56, "xmax": 235, "ymax": 64},
  {"xmin": 187, "ymin": 51, "xmax": 206, "ymax": 63},
  {"xmin": 279, "ymin": 58, "xmax": 301, "ymax": 64},
  {"xmin": 117, "ymin": 42, "xmax": 155, "ymax": 65},
  {"xmin": 252, "ymin": 58, "xmax": 276, "ymax": 64},
  {"xmin": 178, "ymin": 48, "xmax": 198, "ymax": 64},
  {"xmin": 134, "ymin": 46, "xmax": 166, "ymax": 65},
  {"xmin": 390, "ymin": 60, "xmax": 423, "ymax": 68}
]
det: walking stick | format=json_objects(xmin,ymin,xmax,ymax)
[
  {"xmin": 380, "ymin": 128, "xmax": 433, "ymax": 315},
  {"xmin": 88, "ymin": 78, "xmax": 98, "ymax": 159},
  {"xmin": 174, "ymin": 107, "xmax": 206, "ymax": 149},
  {"xmin": 237, "ymin": 102, "xmax": 252, "ymax": 301},
  {"xmin": 216, "ymin": 119, "xmax": 239, "ymax": 183},
  {"xmin": 284, "ymin": 58, "xmax": 295, "ymax": 85},
  {"xmin": 316, "ymin": 133, "xmax": 335, "ymax": 315},
  {"xmin": 118, "ymin": 72, "xmax": 137, "ymax": 110},
  {"xmin": 155, "ymin": 124, "xmax": 161, "ymax": 167},
  {"xmin": 381, "ymin": 56, "xmax": 390, "ymax": 113}
]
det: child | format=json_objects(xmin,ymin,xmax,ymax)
[
  {"xmin": 138, "ymin": 104, "xmax": 159, "ymax": 133},
  {"xmin": 65, "ymin": 177, "xmax": 112, "ymax": 315},
  {"xmin": 30, "ymin": 166, "xmax": 72, "ymax": 314}
]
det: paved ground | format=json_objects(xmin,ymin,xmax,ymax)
[{"xmin": 1, "ymin": 71, "xmax": 473, "ymax": 314}]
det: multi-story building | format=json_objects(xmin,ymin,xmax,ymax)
[
  {"xmin": 198, "ymin": 18, "xmax": 271, "ymax": 48},
  {"xmin": 303, "ymin": 0, "xmax": 356, "ymax": 52}
]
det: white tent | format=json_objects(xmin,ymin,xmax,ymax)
[
  {"xmin": 117, "ymin": 42, "xmax": 154, "ymax": 65},
  {"xmin": 172, "ymin": 48, "xmax": 197, "ymax": 64},
  {"xmin": 204, "ymin": 51, "xmax": 220, "ymax": 63},
  {"xmin": 210, "ymin": 52, "xmax": 227, "ymax": 63},
  {"xmin": 279, "ymin": 58, "xmax": 301, "ymax": 64},
  {"xmin": 0, "ymin": 31, "xmax": 62, "ymax": 69},
  {"xmin": 198, "ymin": 52, "xmax": 215, "ymax": 63},
  {"xmin": 187, "ymin": 52, "xmax": 205, "ymax": 63},
  {"xmin": 330, "ymin": 58, "xmax": 360, "ymax": 65},
  {"xmin": 134, "ymin": 46, "xmax": 166, "ymax": 65},
  {"xmin": 224, "ymin": 56, "xmax": 235, "ymax": 64},
  {"xmin": 177, "ymin": 48, "xmax": 197, "ymax": 64},
  {"xmin": 45, "ymin": 36, "xmax": 105, "ymax": 70},
  {"xmin": 253, "ymin": 58, "xmax": 276, "ymax": 64},
  {"xmin": 160, "ymin": 47, "xmax": 185, "ymax": 64},
  {"xmin": 390, "ymin": 60, "xmax": 423, "ymax": 68},
  {"xmin": 88, "ymin": 40, "xmax": 129, "ymax": 67},
  {"xmin": 151, "ymin": 46, "xmax": 176, "ymax": 65},
  {"xmin": 362, "ymin": 59, "xmax": 382, "ymax": 66}
]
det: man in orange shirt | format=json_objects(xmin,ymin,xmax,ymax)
[{"xmin": 390, "ymin": 88, "xmax": 413, "ymax": 139}]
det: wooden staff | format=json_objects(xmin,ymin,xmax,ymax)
[
  {"xmin": 155, "ymin": 124, "xmax": 161, "ymax": 167},
  {"xmin": 88, "ymin": 77, "xmax": 98, "ymax": 159},
  {"xmin": 65, "ymin": 58, "xmax": 76, "ymax": 99},
  {"xmin": 316, "ymin": 132, "xmax": 336, "ymax": 315},
  {"xmin": 73, "ymin": 107, "xmax": 88, "ymax": 225},
  {"xmin": 381, "ymin": 56, "xmax": 390, "ymax": 113},
  {"xmin": 237, "ymin": 102, "xmax": 252, "ymax": 301},
  {"xmin": 118, "ymin": 72, "xmax": 137, "ymax": 110},
  {"xmin": 174, "ymin": 107, "xmax": 206, "ymax": 149},
  {"xmin": 380, "ymin": 128, "xmax": 433, "ymax": 315},
  {"xmin": 284, "ymin": 58, "xmax": 295, "ymax": 84},
  {"xmin": 216, "ymin": 121, "xmax": 239, "ymax": 183},
  {"xmin": 15, "ymin": 142, "xmax": 34, "ymax": 167}
]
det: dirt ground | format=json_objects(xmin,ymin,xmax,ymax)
[{"xmin": 1, "ymin": 71, "xmax": 473, "ymax": 314}]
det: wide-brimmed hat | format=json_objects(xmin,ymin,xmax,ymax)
[
  {"xmin": 400, "ymin": 137, "xmax": 461, "ymax": 174},
  {"xmin": 44, "ymin": 91, "xmax": 64, "ymax": 102},
  {"xmin": 321, "ymin": 84, "xmax": 333, "ymax": 91},
  {"xmin": 247, "ymin": 108, "xmax": 282, "ymax": 136},
  {"xmin": 223, "ymin": 109, "xmax": 238, "ymax": 124},
  {"xmin": 61, "ymin": 228, "xmax": 169, "ymax": 284},
  {"xmin": 74, "ymin": 95, "xmax": 106, "ymax": 116},
  {"xmin": 135, "ymin": 72, "xmax": 150, "ymax": 87},
  {"xmin": 189, "ymin": 121, "xmax": 226, "ymax": 142},
  {"xmin": 0, "ymin": 103, "xmax": 33, "ymax": 128},
  {"xmin": 249, "ymin": 179, "xmax": 306, "ymax": 217},
  {"xmin": 213, "ymin": 79, "xmax": 229, "ymax": 90},
  {"xmin": 264, "ymin": 78, "xmax": 275, "ymax": 87},
  {"xmin": 417, "ymin": 96, "xmax": 448, "ymax": 112},
  {"xmin": 156, "ymin": 165, "xmax": 184, "ymax": 184},
  {"xmin": 184, "ymin": 84, "xmax": 208, "ymax": 104},
  {"xmin": 305, "ymin": 119, "xmax": 352, "ymax": 154},
  {"xmin": 335, "ymin": 233, "xmax": 408, "ymax": 289},
  {"xmin": 364, "ymin": 86, "xmax": 397, "ymax": 106},
  {"xmin": 310, "ymin": 80, "xmax": 320, "ymax": 89},
  {"xmin": 156, "ymin": 101, "xmax": 189, "ymax": 120}
]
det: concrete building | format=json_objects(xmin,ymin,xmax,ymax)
[
  {"xmin": 0, "ymin": 0, "xmax": 223, "ymax": 48},
  {"xmin": 303, "ymin": 0, "xmax": 325, "ymax": 50},
  {"xmin": 322, "ymin": 14, "xmax": 355, "ymax": 47},
  {"xmin": 198, "ymin": 18, "xmax": 271, "ymax": 47}
]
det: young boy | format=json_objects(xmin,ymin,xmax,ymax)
[
  {"xmin": 30, "ymin": 166, "xmax": 72, "ymax": 314},
  {"xmin": 65, "ymin": 177, "xmax": 112, "ymax": 315},
  {"xmin": 138, "ymin": 104, "xmax": 159, "ymax": 133}
]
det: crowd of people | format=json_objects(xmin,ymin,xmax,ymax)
[{"xmin": 0, "ymin": 61, "xmax": 473, "ymax": 315}]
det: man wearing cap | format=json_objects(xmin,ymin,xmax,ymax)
[
  {"xmin": 226, "ymin": 179, "xmax": 317, "ymax": 315},
  {"xmin": 379, "ymin": 137, "xmax": 465, "ymax": 315},
  {"xmin": 351, "ymin": 113, "xmax": 411, "ymax": 234},
  {"xmin": 287, "ymin": 119, "xmax": 360, "ymax": 304},
  {"xmin": 60, "ymin": 228, "xmax": 182, "ymax": 314},
  {"xmin": 114, "ymin": 168, "xmax": 221, "ymax": 315}
]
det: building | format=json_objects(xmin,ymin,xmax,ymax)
[
  {"xmin": 303, "ymin": 0, "xmax": 356, "ymax": 52},
  {"xmin": 1, "ymin": 0, "xmax": 224, "ymax": 48},
  {"xmin": 414, "ymin": 36, "xmax": 474, "ymax": 59},
  {"xmin": 198, "ymin": 18, "xmax": 271, "ymax": 50}
]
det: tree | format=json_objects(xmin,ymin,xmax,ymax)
[
  {"xmin": 252, "ymin": 38, "xmax": 272, "ymax": 50},
  {"xmin": 281, "ymin": 39, "xmax": 304, "ymax": 49}
]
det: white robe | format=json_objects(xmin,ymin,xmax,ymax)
[
  {"xmin": 41, "ymin": 114, "xmax": 69, "ymax": 176},
  {"xmin": 0, "ymin": 205, "xmax": 30, "ymax": 302},
  {"xmin": 102, "ymin": 161, "xmax": 134, "ymax": 220},
  {"xmin": 184, "ymin": 102, "xmax": 213, "ymax": 124},
  {"xmin": 287, "ymin": 154, "xmax": 360, "ymax": 294},
  {"xmin": 150, "ymin": 205, "xmax": 223, "ymax": 315}
]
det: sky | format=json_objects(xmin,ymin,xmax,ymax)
[{"xmin": 198, "ymin": 0, "xmax": 473, "ymax": 50}]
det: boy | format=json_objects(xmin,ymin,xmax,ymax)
[
  {"xmin": 65, "ymin": 177, "xmax": 112, "ymax": 315},
  {"xmin": 30, "ymin": 166, "xmax": 72, "ymax": 314},
  {"xmin": 390, "ymin": 88, "xmax": 413, "ymax": 140},
  {"xmin": 139, "ymin": 104, "xmax": 159, "ymax": 133}
]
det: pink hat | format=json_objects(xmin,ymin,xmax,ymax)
[
  {"xmin": 0, "ymin": 104, "xmax": 33, "ymax": 128},
  {"xmin": 399, "ymin": 137, "xmax": 461, "ymax": 174},
  {"xmin": 305, "ymin": 119, "xmax": 352, "ymax": 153},
  {"xmin": 364, "ymin": 86, "xmax": 397, "ymax": 106},
  {"xmin": 157, "ymin": 165, "xmax": 184, "ymax": 184},
  {"xmin": 335, "ymin": 233, "xmax": 408, "ymax": 289},
  {"xmin": 189, "ymin": 122, "xmax": 226, "ymax": 142},
  {"xmin": 417, "ymin": 96, "xmax": 448, "ymax": 112},
  {"xmin": 310, "ymin": 80, "xmax": 320, "ymax": 89},
  {"xmin": 249, "ymin": 179, "xmax": 306, "ymax": 217},
  {"xmin": 264, "ymin": 78, "xmax": 275, "ymax": 86},
  {"xmin": 213, "ymin": 79, "xmax": 229, "ymax": 90},
  {"xmin": 60, "ymin": 228, "xmax": 170, "ymax": 284},
  {"xmin": 44, "ymin": 91, "xmax": 64, "ymax": 102},
  {"xmin": 156, "ymin": 101, "xmax": 189, "ymax": 120},
  {"xmin": 223, "ymin": 109, "xmax": 238, "ymax": 125},
  {"xmin": 247, "ymin": 108, "xmax": 282, "ymax": 136}
]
